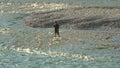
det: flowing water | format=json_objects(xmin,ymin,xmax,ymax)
[{"xmin": 0, "ymin": 0, "xmax": 120, "ymax": 68}]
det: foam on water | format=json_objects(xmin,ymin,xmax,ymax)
[
  {"xmin": 0, "ymin": 28, "xmax": 11, "ymax": 34},
  {"xmin": 11, "ymin": 47, "xmax": 94, "ymax": 61}
]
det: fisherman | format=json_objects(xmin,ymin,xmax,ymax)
[{"xmin": 53, "ymin": 21, "xmax": 60, "ymax": 37}]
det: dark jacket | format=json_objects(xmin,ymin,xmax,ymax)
[{"xmin": 54, "ymin": 23, "xmax": 59, "ymax": 31}]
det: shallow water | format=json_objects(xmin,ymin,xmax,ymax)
[
  {"xmin": 0, "ymin": 1, "xmax": 120, "ymax": 68},
  {"xmin": 0, "ymin": 21, "xmax": 120, "ymax": 68}
]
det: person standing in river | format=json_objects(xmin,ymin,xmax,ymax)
[{"xmin": 53, "ymin": 21, "xmax": 60, "ymax": 37}]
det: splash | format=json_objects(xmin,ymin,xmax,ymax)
[
  {"xmin": 10, "ymin": 47, "xmax": 94, "ymax": 61},
  {"xmin": 0, "ymin": 28, "xmax": 11, "ymax": 34}
]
